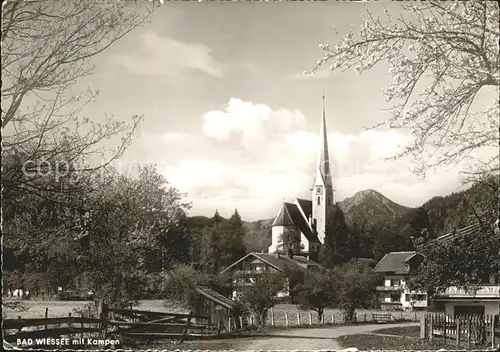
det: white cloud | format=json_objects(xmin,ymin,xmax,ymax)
[
  {"xmin": 202, "ymin": 98, "xmax": 307, "ymax": 149},
  {"xmin": 113, "ymin": 31, "xmax": 222, "ymax": 77}
]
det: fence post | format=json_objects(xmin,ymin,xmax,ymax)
[
  {"xmin": 80, "ymin": 313, "xmax": 84, "ymax": 339},
  {"xmin": 180, "ymin": 311, "xmax": 192, "ymax": 343},
  {"xmin": 456, "ymin": 319, "xmax": 460, "ymax": 346},
  {"xmin": 250, "ymin": 316, "xmax": 253, "ymax": 326},
  {"xmin": 363, "ymin": 313, "xmax": 366, "ymax": 323},
  {"xmin": 331, "ymin": 313, "xmax": 335, "ymax": 324},
  {"xmin": 467, "ymin": 318, "xmax": 471, "ymax": 349},
  {"xmin": 443, "ymin": 313, "xmax": 447, "ymax": 342},
  {"xmin": 491, "ymin": 315, "xmax": 496, "ymax": 349},
  {"xmin": 217, "ymin": 317, "xmax": 222, "ymax": 335},
  {"xmin": 44, "ymin": 308, "xmax": 48, "ymax": 330},
  {"xmin": 285, "ymin": 312, "xmax": 289, "ymax": 327},
  {"xmin": 309, "ymin": 312, "xmax": 312, "ymax": 325},
  {"xmin": 428, "ymin": 313, "xmax": 433, "ymax": 341},
  {"xmin": 271, "ymin": 308, "xmax": 274, "ymax": 326},
  {"xmin": 420, "ymin": 314, "xmax": 426, "ymax": 340},
  {"xmin": 297, "ymin": 312, "xmax": 300, "ymax": 326},
  {"xmin": 98, "ymin": 300, "xmax": 108, "ymax": 339}
]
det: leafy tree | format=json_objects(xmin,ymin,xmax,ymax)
[
  {"xmin": 309, "ymin": 1, "xmax": 499, "ymax": 179},
  {"xmin": 320, "ymin": 205, "xmax": 350, "ymax": 268},
  {"xmin": 296, "ymin": 270, "xmax": 333, "ymax": 322},
  {"xmin": 163, "ymin": 264, "xmax": 211, "ymax": 310},
  {"xmin": 332, "ymin": 261, "xmax": 381, "ymax": 322},
  {"xmin": 72, "ymin": 165, "xmax": 190, "ymax": 307},
  {"xmin": 238, "ymin": 270, "xmax": 287, "ymax": 326},
  {"xmin": 409, "ymin": 223, "xmax": 500, "ymax": 296}
]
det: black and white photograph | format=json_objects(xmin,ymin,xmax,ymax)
[{"xmin": 2, "ymin": 0, "xmax": 499, "ymax": 350}]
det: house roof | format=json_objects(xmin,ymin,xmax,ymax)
[
  {"xmin": 219, "ymin": 252, "xmax": 322, "ymax": 275},
  {"xmin": 372, "ymin": 251, "xmax": 418, "ymax": 274},
  {"xmin": 434, "ymin": 222, "xmax": 482, "ymax": 245},
  {"xmin": 295, "ymin": 198, "xmax": 312, "ymax": 220},
  {"xmin": 417, "ymin": 221, "xmax": 498, "ymax": 249},
  {"xmin": 195, "ymin": 286, "xmax": 240, "ymax": 310},
  {"xmin": 272, "ymin": 202, "xmax": 320, "ymax": 243}
]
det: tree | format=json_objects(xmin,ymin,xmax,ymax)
[
  {"xmin": 309, "ymin": 1, "xmax": 499, "ymax": 179},
  {"xmin": 2, "ymin": 1, "xmax": 158, "ymax": 202},
  {"xmin": 296, "ymin": 270, "xmax": 333, "ymax": 322},
  {"xmin": 409, "ymin": 222, "xmax": 500, "ymax": 296},
  {"xmin": 332, "ymin": 261, "xmax": 381, "ymax": 322},
  {"xmin": 320, "ymin": 205, "xmax": 350, "ymax": 268},
  {"xmin": 221, "ymin": 209, "xmax": 247, "ymax": 266},
  {"xmin": 238, "ymin": 270, "xmax": 287, "ymax": 327},
  {"xmin": 201, "ymin": 210, "xmax": 225, "ymax": 274},
  {"xmin": 408, "ymin": 207, "xmax": 435, "ymax": 246},
  {"xmin": 71, "ymin": 165, "xmax": 191, "ymax": 307},
  {"xmin": 163, "ymin": 264, "xmax": 210, "ymax": 311}
]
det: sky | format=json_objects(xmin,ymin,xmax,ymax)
[{"xmin": 76, "ymin": 1, "xmax": 496, "ymax": 221}]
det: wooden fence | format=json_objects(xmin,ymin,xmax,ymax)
[
  {"xmin": 254, "ymin": 309, "xmax": 421, "ymax": 327},
  {"xmin": 420, "ymin": 313, "xmax": 500, "ymax": 349},
  {"xmin": 3, "ymin": 302, "xmax": 227, "ymax": 347}
]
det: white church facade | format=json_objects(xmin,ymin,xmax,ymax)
[{"xmin": 268, "ymin": 96, "xmax": 335, "ymax": 261}]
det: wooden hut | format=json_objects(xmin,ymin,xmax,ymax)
[{"xmin": 193, "ymin": 286, "xmax": 242, "ymax": 331}]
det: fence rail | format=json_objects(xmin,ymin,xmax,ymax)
[
  {"xmin": 421, "ymin": 313, "xmax": 500, "ymax": 349},
  {"xmin": 255, "ymin": 309, "xmax": 421, "ymax": 328},
  {"xmin": 3, "ymin": 302, "xmax": 222, "ymax": 347}
]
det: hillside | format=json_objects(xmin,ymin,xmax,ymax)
[
  {"xmin": 339, "ymin": 189, "xmax": 412, "ymax": 227},
  {"xmin": 186, "ymin": 177, "xmax": 498, "ymax": 256}
]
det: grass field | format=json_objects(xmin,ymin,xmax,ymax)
[
  {"xmin": 3, "ymin": 299, "xmax": 422, "ymax": 324},
  {"xmin": 2, "ymin": 299, "xmax": 188, "ymax": 319},
  {"xmin": 372, "ymin": 325, "xmax": 421, "ymax": 337}
]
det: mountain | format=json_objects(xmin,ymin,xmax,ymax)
[
  {"xmin": 339, "ymin": 189, "xmax": 413, "ymax": 227},
  {"xmin": 185, "ymin": 177, "xmax": 498, "ymax": 257}
]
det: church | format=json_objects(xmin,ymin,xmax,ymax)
[{"xmin": 268, "ymin": 96, "xmax": 335, "ymax": 262}]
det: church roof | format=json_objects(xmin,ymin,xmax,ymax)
[
  {"xmin": 272, "ymin": 202, "xmax": 295, "ymax": 227},
  {"xmin": 273, "ymin": 202, "xmax": 320, "ymax": 243},
  {"xmin": 295, "ymin": 198, "xmax": 312, "ymax": 220}
]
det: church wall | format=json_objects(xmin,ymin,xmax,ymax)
[
  {"xmin": 269, "ymin": 226, "xmax": 301, "ymax": 254},
  {"xmin": 269, "ymin": 226, "xmax": 284, "ymax": 253},
  {"xmin": 300, "ymin": 233, "xmax": 310, "ymax": 252}
]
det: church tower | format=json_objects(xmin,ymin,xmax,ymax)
[{"xmin": 311, "ymin": 94, "xmax": 335, "ymax": 244}]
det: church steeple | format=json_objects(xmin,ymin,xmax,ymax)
[
  {"xmin": 311, "ymin": 93, "xmax": 335, "ymax": 244},
  {"xmin": 317, "ymin": 93, "xmax": 331, "ymax": 183}
]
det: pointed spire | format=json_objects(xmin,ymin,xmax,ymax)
[{"xmin": 317, "ymin": 93, "xmax": 330, "ymax": 179}]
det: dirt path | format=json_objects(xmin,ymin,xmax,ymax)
[{"xmin": 230, "ymin": 322, "xmax": 419, "ymax": 350}]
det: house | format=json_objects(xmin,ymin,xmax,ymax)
[
  {"xmin": 425, "ymin": 222, "xmax": 500, "ymax": 317},
  {"xmin": 372, "ymin": 251, "xmax": 428, "ymax": 311},
  {"xmin": 432, "ymin": 285, "xmax": 499, "ymax": 317},
  {"xmin": 219, "ymin": 252, "xmax": 323, "ymax": 300},
  {"xmin": 268, "ymin": 95, "xmax": 335, "ymax": 261}
]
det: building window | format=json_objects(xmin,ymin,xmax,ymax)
[
  {"xmin": 317, "ymin": 196, "xmax": 321, "ymax": 205},
  {"xmin": 390, "ymin": 294, "xmax": 400, "ymax": 302},
  {"xmin": 391, "ymin": 279, "xmax": 401, "ymax": 287},
  {"xmin": 405, "ymin": 294, "xmax": 411, "ymax": 301}
]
